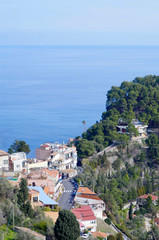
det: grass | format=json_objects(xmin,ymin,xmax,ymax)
[
  {"xmin": 96, "ymin": 218, "xmax": 116, "ymax": 234},
  {"xmin": 0, "ymin": 225, "xmax": 17, "ymax": 240}
]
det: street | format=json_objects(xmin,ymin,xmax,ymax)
[{"xmin": 58, "ymin": 179, "xmax": 75, "ymax": 210}]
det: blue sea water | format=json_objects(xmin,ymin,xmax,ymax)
[{"xmin": 0, "ymin": 45, "xmax": 159, "ymax": 157}]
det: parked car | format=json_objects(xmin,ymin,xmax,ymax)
[{"xmin": 81, "ymin": 233, "xmax": 89, "ymax": 239}]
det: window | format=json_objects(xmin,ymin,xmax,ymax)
[
  {"xmin": 33, "ymin": 196, "xmax": 38, "ymax": 202},
  {"xmin": 90, "ymin": 220, "xmax": 96, "ymax": 224},
  {"xmin": 3, "ymin": 160, "xmax": 8, "ymax": 165}
]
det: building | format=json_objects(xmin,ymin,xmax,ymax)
[
  {"xmin": 0, "ymin": 150, "xmax": 9, "ymax": 171},
  {"xmin": 154, "ymin": 218, "xmax": 159, "ymax": 228},
  {"xmin": 28, "ymin": 186, "xmax": 58, "ymax": 209},
  {"xmin": 9, "ymin": 152, "xmax": 27, "ymax": 172},
  {"xmin": 138, "ymin": 194, "xmax": 158, "ymax": 206},
  {"xmin": 71, "ymin": 205, "xmax": 97, "ymax": 232},
  {"xmin": 117, "ymin": 119, "xmax": 148, "ymax": 137},
  {"xmin": 36, "ymin": 143, "xmax": 77, "ymax": 171},
  {"xmin": 74, "ymin": 187, "xmax": 105, "ymax": 219},
  {"xmin": 27, "ymin": 168, "xmax": 62, "ymax": 200},
  {"xmin": 27, "ymin": 160, "xmax": 48, "ymax": 172}
]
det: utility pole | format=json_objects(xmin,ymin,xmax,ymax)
[{"xmin": 13, "ymin": 204, "xmax": 14, "ymax": 230}]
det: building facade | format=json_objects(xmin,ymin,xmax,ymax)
[
  {"xmin": 0, "ymin": 150, "xmax": 9, "ymax": 171},
  {"xmin": 36, "ymin": 143, "xmax": 77, "ymax": 171},
  {"xmin": 9, "ymin": 152, "xmax": 27, "ymax": 172}
]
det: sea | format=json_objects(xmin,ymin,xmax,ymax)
[{"xmin": 0, "ymin": 45, "xmax": 159, "ymax": 157}]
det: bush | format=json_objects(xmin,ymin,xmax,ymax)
[{"xmin": 105, "ymin": 217, "xmax": 111, "ymax": 225}]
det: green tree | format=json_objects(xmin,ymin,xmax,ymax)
[
  {"xmin": 145, "ymin": 195, "xmax": 152, "ymax": 212},
  {"xmin": 129, "ymin": 203, "xmax": 133, "ymax": 220},
  {"xmin": 17, "ymin": 178, "xmax": 28, "ymax": 205},
  {"xmin": 8, "ymin": 140, "xmax": 30, "ymax": 154},
  {"xmin": 82, "ymin": 120, "xmax": 86, "ymax": 132},
  {"xmin": 76, "ymin": 139, "xmax": 95, "ymax": 158},
  {"xmin": 54, "ymin": 210, "xmax": 80, "ymax": 240},
  {"xmin": 17, "ymin": 178, "xmax": 33, "ymax": 217},
  {"xmin": 107, "ymin": 235, "xmax": 116, "ymax": 240},
  {"xmin": 116, "ymin": 232, "xmax": 124, "ymax": 240},
  {"xmin": 127, "ymin": 123, "xmax": 139, "ymax": 138}
]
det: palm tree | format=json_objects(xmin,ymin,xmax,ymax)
[{"xmin": 82, "ymin": 120, "xmax": 86, "ymax": 132}]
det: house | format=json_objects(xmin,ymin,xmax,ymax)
[
  {"xmin": 28, "ymin": 186, "xmax": 58, "ymax": 209},
  {"xmin": 27, "ymin": 159, "xmax": 48, "ymax": 172},
  {"xmin": 36, "ymin": 143, "xmax": 77, "ymax": 171},
  {"xmin": 92, "ymin": 231, "xmax": 108, "ymax": 240},
  {"xmin": 138, "ymin": 194, "xmax": 158, "ymax": 206},
  {"xmin": 117, "ymin": 119, "xmax": 148, "ymax": 137},
  {"xmin": 0, "ymin": 150, "xmax": 9, "ymax": 171},
  {"xmin": 28, "ymin": 189, "xmax": 43, "ymax": 208},
  {"xmin": 71, "ymin": 205, "xmax": 97, "ymax": 232},
  {"xmin": 9, "ymin": 152, "xmax": 27, "ymax": 172},
  {"xmin": 74, "ymin": 187, "xmax": 105, "ymax": 219},
  {"xmin": 27, "ymin": 168, "xmax": 62, "ymax": 200},
  {"xmin": 154, "ymin": 218, "xmax": 159, "ymax": 228}
]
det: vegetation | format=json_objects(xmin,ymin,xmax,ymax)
[
  {"xmin": 8, "ymin": 140, "xmax": 31, "ymax": 154},
  {"xmin": 0, "ymin": 178, "xmax": 55, "ymax": 240},
  {"xmin": 54, "ymin": 210, "xmax": 80, "ymax": 240},
  {"xmin": 74, "ymin": 75, "xmax": 159, "ymax": 240},
  {"xmin": 76, "ymin": 75, "xmax": 159, "ymax": 159}
]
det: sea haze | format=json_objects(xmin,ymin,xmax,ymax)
[{"xmin": 0, "ymin": 46, "xmax": 159, "ymax": 157}]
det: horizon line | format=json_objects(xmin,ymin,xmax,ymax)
[{"xmin": 0, "ymin": 44, "xmax": 159, "ymax": 47}]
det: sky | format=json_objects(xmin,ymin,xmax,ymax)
[{"xmin": 1, "ymin": 0, "xmax": 159, "ymax": 45}]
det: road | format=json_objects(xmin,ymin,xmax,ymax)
[
  {"xmin": 58, "ymin": 179, "xmax": 75, "ymax": 210},
  {"xmin": 111, "ymin": 223, "xmax": 130, "ymax": 240}
]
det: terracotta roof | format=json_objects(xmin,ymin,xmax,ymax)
[
  {"xmin": 43, "ymin": 144, "xmax": 50, "ymax": 148},
  {"xmin": 44, "ymin": 186, "xmax": 50, "ymax": 195},
  {"xmin": 154, "ymin": 218, "xmax": 159, "ymax": 224},
  {"xmin": 0, "ymin": 150, "xmax": 9, "ymax": 156},
  {"xmin": 42, "ymin": 169, "xmax": 59, "ymax": 178},
  {"xmin": 77, "ymin": 193, "xmax": 102, "ymax": 201},
  {"xmin": 71, "ymin": 206, "xmax": 96, "ymax": 221},
  {"xmin": 77, "ymin": 187, "xmax": 95, "ymax": 195},
  {"xmin": 29, "ymin": 189, "xmax": 39, "ymax": 196},
  {"xmin": 92, "ymin": 231, "xmax": 108, "ymax": 238},
  {"xmin": 138, "ymin": 194, "xmax": 158, "ymax": 201}
]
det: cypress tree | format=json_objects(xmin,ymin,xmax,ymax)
[
  {"xmin": 129, "ymin": 203, "xmax": 133, "ymax": 220},
  {"xmin": 17, "ymin": 178, "xmax": 28, "ymax": 205},
  {"xmin": 54, "ymin": 210, "xmax": 80, "ymax": 240}
]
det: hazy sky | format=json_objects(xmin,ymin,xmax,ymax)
[{"xmin": 1, "ymin": 0, "xmax": 159, "ymax": 45}]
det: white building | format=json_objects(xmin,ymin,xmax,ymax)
[
  {"xmin": 0, "ymin": 150, "xmax": 9, "ymax": 171},
  {"xmin": 9, "ymin": 152, "xmax": 27, "ymax": 172},
  {"xmin": 36, "ymin": 143, "xmax": 77, "ymax": 171},
  {"xmin": 74, "ymin": 187, "xmax": 105, "ymax": 220},
  {"xmin": 117, "ymin": 119, "xmax": 148, "ymax": 137},
  {"xmin": 71, "ymin": 205, "xmax": 97, "ymax": 232}
]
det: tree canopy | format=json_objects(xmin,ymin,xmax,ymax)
[
  {"xmin": 8, "ymin": 140, "xmax": 30, "ymax": 154},
  {"xmin": 76, "ymin": 75, "xmax": 159, "ymax": 158},
  {"xmin": 54, "ymin": 210, "xmax": 80, "ymax": 240}
]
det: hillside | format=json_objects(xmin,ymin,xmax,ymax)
[
  {"xmin": 76, "ymin": 75, "xmax": 159, "ymax": 160},
  {"xmin": 75, "ymin": 75, "xmax": 159, "ymax": 240}
]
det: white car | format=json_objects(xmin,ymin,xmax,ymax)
[{"xmin": 81, "ymin": 234, "xmax": 89, "ymax": 239}]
